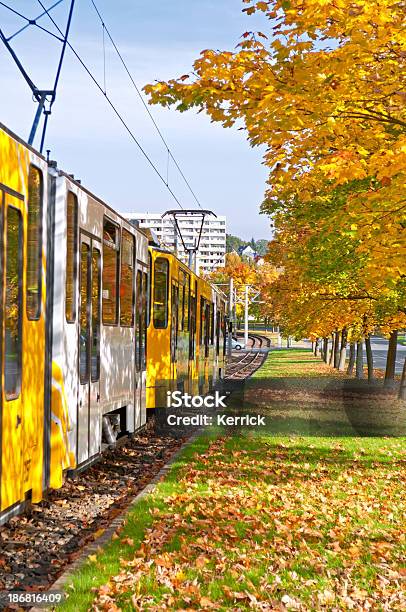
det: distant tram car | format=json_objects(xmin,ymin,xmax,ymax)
[
  {"xmin": 147, "ymin": 247, "xmax": 227, "ymax": 410},
  {"xmin": 0, "ymin": 122, "xmax": 226, "ymax": 525}
]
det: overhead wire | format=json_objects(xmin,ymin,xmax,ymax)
[
  {"xmin": 0, "ymin": 0, "xmax": 201, "ymax": 212},
  {"xmin": 39, "ymin": 0, "xmax": 76, "ymax": 153},
  {"xmin": 102, "ymin": 21, "xmax": 106, "ymax": 94},
  {"xmin": 89, "ymin": 0, "xmax": 204, "ymax": 210},
  {"xmin": 34, "ymin": 0, "xmax": 185, "ymax": 209},
  {"xmin": 6, "ymin": 0, "xmax": 64, "ymax": 42},
  {"xmin": 0, "ymin": 1, "xmax": 64, "ymax": 42}
]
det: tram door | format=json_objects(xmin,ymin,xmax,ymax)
[
  {"xmin": 77, "ymin": 233, "xmax": 101, "ymax": 464},
  {"xmin": 135, "ymin": 265, "xmax": 148, "ymax": 429},
  {"xmin": 0, "ymin": 191, "xmax": 24, "ymax": 510},
  {"xmin": 170, "ymin": 280, "xmax": 179, "ymax": 381}
]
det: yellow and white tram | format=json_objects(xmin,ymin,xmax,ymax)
[{"xmin": 0, "ymin": 122, "xmax": 226, "ymax": 525}]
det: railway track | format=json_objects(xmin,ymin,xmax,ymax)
[
  {"xmin": 0, "ymin": 424, "xmax": 189, "ymax": 595},
  {"xmin": 225, "ymin": 333, "xmax": 270, "ymax": 381}
]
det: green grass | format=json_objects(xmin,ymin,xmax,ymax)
[
  {"xmin": 61, "ymin": 350, "xmax": 406, "ymax": 610},
  {"xmin": 251, "ymin": 347, "xmax": 328, "ymax": 378},
  {"xmin": 79, "ymin": 434, "xmax": 405, "ymax": 611},
  {"xmin": 398, "ymin": 334, "xmax": 406, "ymax": 346}
]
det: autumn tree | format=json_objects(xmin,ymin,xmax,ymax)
[
  {"xmin": 207, "ymin": 253, "xmax": 278, "ymax": 327},
  {"xmin": 145, "ymin": 0, "xmax": 406, "ymax": 379}
]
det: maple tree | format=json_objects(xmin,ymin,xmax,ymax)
[{"xmin": 145, "ymin": 0, "xmax": 406, "ymax": 378}]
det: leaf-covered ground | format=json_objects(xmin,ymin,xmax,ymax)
[
  {"xmin": 62, "ymin": 350, "xmax": 406, "ymax": 611},
  {"xmin": 233, "ymin": 349, "xmax": 406, "ymax": 437}
]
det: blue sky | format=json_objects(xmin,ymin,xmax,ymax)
[{"xmin": 0, "ymin": 1, "xmax": 271, "ymax": 239}]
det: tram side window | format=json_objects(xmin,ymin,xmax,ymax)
[
  {"xmin": 142, "ymin": 272, "xmax": 148, "ymax": 369},
  {"xmin": 216, "ymin": 310, "xmax": 221, "ymax": 356},
  {"xmin": 65, "ymin": 191, "xmax": 78, "ymax": 323},
  {"xmin": 103, "ymin": 218, "xmax": 120, "ymax": 325},
  {"xmin": 79, "ymin": 244, "xmax": 90, "ymax": 384},
  {"xmin": 153, "ymin": 258, "xmax": 168, "ymax": 328},
  {"xmin": 200, "ymin": 298, "xmax": 205, "ymax": 346},
  {"xmin": 4, "ymin": 207, "xmax": 23, "ymax": 399},
  {"xmin": 26, "ymin": 165, "xmax": 43, "ymax": 320},
  {"xmin": 210, "ymin": 304, "xmax": 215, "ymax": 346},
  {"xmin": 223, "ymin": 313, "xmax": 227, "ymax": 356},
  {"xmin": 200, "ymin": 297, "xmax": 209, "ymax": 352},
  {"xmin": 120, "ymin": 229, "xmax": 135, "ymax": 327},
  {"xmin": 205, "ymin": 303, "xmax": 211, "ymax": 357},
  {"xmin": 184, "ymin": 274, "xmax": 190, "ymax": 331},
  {"xmin": 189, "ymin": 293, "xmax": 196, "ymax": 360},
  {"xmin": 178, "ymin": 270, "xmax": 185, "ymax": 331},
  {"xmin": 147, "ymin": 251, "xmax": 152, "ymax": 327},
  {"xmin": 136, "ymin": 270, "xmax": 142, "ymax": 370},
  {"xmin": 170, "ymin": 282, "xmax": 179, "ymax": 362},
  {"xmin": 91, "ymin": 247, "xmax": 101, "ymax": 382}
]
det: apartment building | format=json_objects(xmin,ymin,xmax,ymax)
[{"xmin": 124, "ymin": 212, "xmax": 226, "ymax": 274}]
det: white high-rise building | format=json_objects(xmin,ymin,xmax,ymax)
[{"xmin": 124, "ymin": 212, "xmax": 226, "ymax": 274}]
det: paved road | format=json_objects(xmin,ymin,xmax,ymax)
[
  {"xmin": 357, "ymin": 335, "xmax": 406, "ymax": 375},
  {"xmin": 302, "ymin": 335, "xmax": 405, "ymax": 374},
  {"xmin": 250, "ymin": 334, "xmax": 406, "ymax": 374}
]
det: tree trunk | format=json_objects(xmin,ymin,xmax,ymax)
[
  {"xmin": 399, "ymin": 358, "xmax": 406, "ymax": 400},
  {"xmin": 338, "ymin": 328, "xmax": 347, "ymax": 371},
  {"xmin": 333, "ymin": 330, "xmax": 340, "ymax": 368},
  {"xmin": 347, "ymin": 342, "xmax": 355, "ymax": 375},
  {"xmin": 384, "ymin": 330, "xmax": 398, "ymax": 388},
  {"xmin": 329, "ymin": 334, "xmax": 335, "ymax": 367},
  {"xmin": 311, "ymin": 341, "xmax": 314, "ymax": 352},
  {"xmin": 365, "ymin": 335, "xmax": 374, "ymax": 382},
  {"xmin": 356, "ymin": 340, "xmax": 364, "ymax": 379},
  {"xmin": 323, "ymin": 337, "xmax": 329, "ymax": 363},
  {"xmin": 314, "ymin": 338, "xmax": 319, "ymax": 357}
]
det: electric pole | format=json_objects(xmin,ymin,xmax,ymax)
[
  {"xmin": 227, "ymin": 278, "xmax": 234, "ymax": 358},
  {"xmin": 244, "ymin": 285, "xmax": 249, "ymax": 346}
]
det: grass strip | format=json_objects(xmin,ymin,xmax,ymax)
[
  {"xmin": 60, "ymin": 349, "xmax": 406, "ymax": 610},
  {"xmin": 58, "ymin": 433, "xmax": 216, "ymax": 611}
]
